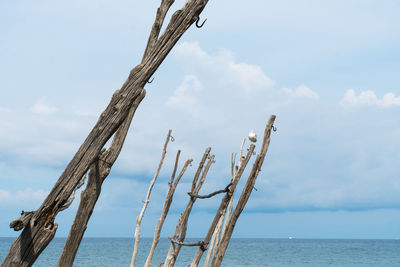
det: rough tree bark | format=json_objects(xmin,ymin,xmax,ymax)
[
  {"xmin": 59, "ymin": 0, "xmax": 180, "ymax": 264},
  {"xmin": 57, "ymin": 91, "xmax": 145, "ymax": 267},
  {"xmin": 1, "ymin": 1, "xmax": 210, "ymax": 266}
]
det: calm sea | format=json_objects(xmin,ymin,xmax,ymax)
[{"xmin": 1, "ymin": 237, "xmax": 399, "ymax": 266}]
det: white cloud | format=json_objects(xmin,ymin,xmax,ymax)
[
  {"xmin": 31, "ymin": 101, "xmax": 58, "ymax": 114},
  {"xmin": 0, "ymin": 189, "xmax": 12, "ymax": 201},
  {"xmin": 0, "ymin": 188, "xmax": 48, "ymax": 208},
  {"xmin": 1, "ymin": 41, "xmax": 400, "ymax": 216},
  {"xmin": 282, "ymin": 85, "xmax": 319, "ymax": 99},
  {"xmin": 166, "ymin": 74, "xmax": 203, "ymax": 110},
  {"xmin": 341, "ymin": 89, "xmax": 400, "ymax": 108},
  {"xmin": 174, "ymin": 42, "xmax": 275, "ymax": 92}
]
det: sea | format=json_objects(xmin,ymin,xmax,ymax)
[{"xmin": 1, "ymin": 237, "xmax": 400, "ymax": 266}]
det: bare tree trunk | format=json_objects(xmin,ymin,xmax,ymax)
[
  {"xmin": 130, "ymin": 130, "xmax": 172, "ymax": 267},
  {"xmin": 1, "ymin": 1, "xmax": 210, "ymax": 266},
  {"xmin": 210, "ymin": 115, "xmax": 276, "ymax": 267},
  {"xmin": 145, "ymin": 152, "xmax": 193, "ymax": 267}
]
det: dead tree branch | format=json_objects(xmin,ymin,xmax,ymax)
[
  {"xmin": 210, "ymin": 115, "xmax": 276, "ymax": 267},
  {"xmin": 9, "ymin": 211, "xmax": 35, "ymax": 232},
  {"xmin": 190, "ymin": 144, "xmax": 256, "ymax": 267},
  {"xmin": 168, "ymin": 237, "xmax": 206, "ymax": 249},
  {"xmin": 188, "ymin": 183, "xmax": 232, "ymax": 199},
  {"xmin": 204, "ymin": 152, "xmax": 237, "ymax": 267},
  {"xmin": 203, "ymin": 204, "xmax": 225, "ymax": 267},
  {"xmin": 163, "ymin": 149, "xmax": 214, "ymax": 266},
  {"xmin": 145, "ymin": 151, "xmax": 193, "ymax": 267},
  {"xmin": 130, "ymin": 130, "xmax": 172, "ymax": 267}
]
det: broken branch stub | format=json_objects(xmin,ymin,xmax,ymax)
[{"xmin": 9, "ymin": 211, "xmax": 35, "ymax": 232}]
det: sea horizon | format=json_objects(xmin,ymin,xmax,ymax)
[{"xmin": 2, "ymin": 237, "xmax": 400, "ymax": 266}]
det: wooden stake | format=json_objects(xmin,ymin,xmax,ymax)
[
  {"xmin": 190, "ymin": 144, "xmax": 256, "ymax": 267},
  {"xmin": 130, "ymin": 130, "xmax": 172, "ymax": 267},
  {"xmin": 145, "ymin": 151, "xmax": 192, "ymax": 267},
  {"xmin": 164, "ymin": 149, "xmax": 214, "ymax": 266}
]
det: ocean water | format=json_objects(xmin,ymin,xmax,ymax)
[{"xmin": 1, "ymin": 237, "xmax": 400, "ymax": 266}]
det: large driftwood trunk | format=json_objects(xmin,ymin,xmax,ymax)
[
  {"xmin": 1, "ymin": 1, "xmax": 209, "ymax": 266},
  {"xmin": 58, "ymin": 89, "xmax": 145, "ymax": 267}
]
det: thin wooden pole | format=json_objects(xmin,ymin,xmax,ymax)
[
  {"xmin": 210, "ymin": 115, "xmax": 276, "ymax": 267},
  {"xmin": 145, "ymin": 151, "xmax": 192, "ymax": 267},
  {"xmin": 130, "ymin": 130, "xmax": 172, "ymax": 267}
]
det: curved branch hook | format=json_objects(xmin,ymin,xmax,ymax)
[
  {"xmin": 195, "ymin": 16, "xmax": 207, "ymax": 28},
  {"xmin": 147, "ymin": 77, "xmax": 154, "ymax": 84}
]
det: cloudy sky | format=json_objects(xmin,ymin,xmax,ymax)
[{"xmin": 1, "ymin": 0, "xmax": 400, "ymax": 239}]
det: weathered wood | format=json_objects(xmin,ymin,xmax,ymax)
[
  {"xmin": 1, "ymin": 1, "xmax": 209, "ymax": 266},
  {"xmin": 188, "ymin": 183, "xmax": 232, "ymax": 199},
  {"xmin": 204, "ymin": 153, "xmax": 237, "ymax": 267},
  {"xmin": 142, "ymin": 0, "xmax": 175, "ymax": 62},
  {"xmin": 163, "ymin": 149, "xmax": 213, "ymax": 266},
  {"xmin": 130, "ymin": 130, "xmax": 172, "ymax": 267},
  {"xmin": 168, "ymin": 237, "xmax": 206, "ymax": 249},
  {"xmin": 210, "ymin": 115, "xmax": 276, "ymax": 267},
  {"xmin": 190, "ymin": 144, "xmax": 256, "ymax": 267},
  {"xmin": 144, "ymin": 151, "xmax": 193, "ymax": 267},
  {"xmin": 9, "ymin": 211, "xmax": 35, "ymax": 231},
  {"xmin": 203, "ymin": 205, "xmax": 225, "ymax": 267},
  {"xmin": 57, "ymin": 90, "xmax": 145, "ymax": 267}
]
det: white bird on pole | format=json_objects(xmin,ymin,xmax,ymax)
[{"xmin": 248, "ymin": 130, "xmax": 257, "ymax": 142}]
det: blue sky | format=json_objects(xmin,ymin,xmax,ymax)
[{"xmin": 1, "ymin": 0, "xmax": 400, "ymax": 239}]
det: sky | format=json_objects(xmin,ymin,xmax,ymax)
[{"xmin": 0, "ymin": 0, "xmax": 400, "ymax": 239}]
